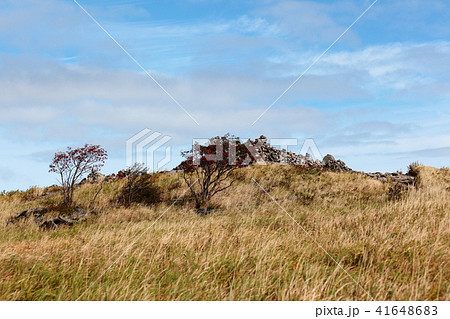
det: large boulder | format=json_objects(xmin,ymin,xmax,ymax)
[{"xmin": 322, "ymin": 154, "xmax": 335, "ymax": 165}]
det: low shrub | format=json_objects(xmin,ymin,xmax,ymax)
[
  {"xmin": 407, "ymin": 161, "xmax": 422, "ymax": 176},
  {"xmin": 115, "ymin": 165, "xmax": 161, "ymax": 207}
]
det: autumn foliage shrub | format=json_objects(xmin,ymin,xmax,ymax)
[
  {"xmin": 179, "ymin": 134, "xmax": 255, "ymax": 209},
  {"xmin": 49, "ymin": 144, "xmax": 107, "ymax": 206}
]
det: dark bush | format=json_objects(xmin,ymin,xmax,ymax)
[
  {"xmin": 407, "ymin": 161, "xmax": 422, "ymax": 177},
  {"xmin": 116, "ymin": 164, "xmax": 160, "ymax": 207}
]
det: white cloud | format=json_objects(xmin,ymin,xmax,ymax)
[
  {"xmin": 269, "ymin": 41, "xmax": 450, "ymax": 100},
  {"xmin": 255, "ymin": 0, "xmax": 361, "ymax": 46},
  {"xmin": 1, "ymin": 38, "xmax": 449, "ymax": 145}
]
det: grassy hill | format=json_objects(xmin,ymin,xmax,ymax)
[{"xmin": 0, "ymin": 165, "xmax": 449, "ymax": 300}]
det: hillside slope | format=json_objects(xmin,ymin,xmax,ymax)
[{"xmin": 0, "ymin": 165, "xmax": 449, "ymax": 300}]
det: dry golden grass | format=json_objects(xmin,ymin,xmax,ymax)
[{"xmin": 0, "ymin": 165, "xmax": 448, "ymax": 300}]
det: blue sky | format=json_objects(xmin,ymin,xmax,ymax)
[{"xmin": 0, "ymin": 0, "xmax": 449, "ymax": 190}]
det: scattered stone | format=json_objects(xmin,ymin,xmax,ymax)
[
  {"xmin": 365, "ymin": 172, "xmax": 415, "ymax": 186},
  {"xmin": 236, "ymin": 136, "xmax": 415, "ymax": 185},
  {"xmin": 30, "ymin": 207, "xmax": 47, "ymax": 216},
  {"xmin": 196, "ymin": 208, "xmax": 214, "ymax": 216},
  {"xmin": 13, "ymin": 209, "xmax": 31, "ymax": 220},
  {"xmin": 6, "ymin": 205, "xmax": 93, "ymax": 230},
  {"xmin": 173, "ymin": 136, "xmax": 352, "ymax": 172},
  {"xmin": 40, "ymin": 216, "xmax": 78, "ymax": 231},
  {"xmin": 33, "ymin": 215, "xmax": 45, "ymax": 224},
  {"xmin": 6, "ymin": 207, "xmax": 48, "ymax": 226},
  {"xmin": 69, "ymin": 206, "xmax": 89, "ymax": 219}
]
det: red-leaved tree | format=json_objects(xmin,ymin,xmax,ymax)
[
  {"xmin": 49, "ymin": 144, "xmax": 108, "ymax": 205},
  {"xmin": 179, "ymin": 134, "xmax": 254, "ymax": 209}
]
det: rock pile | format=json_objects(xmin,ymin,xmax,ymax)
[
  {"xmin": 252, "ymin": 135, "xmax": 351, "ymax": 172},
  {"xmin": 173, "ymin": 135, "xmax": 352, "ymax": 172},
  {"xmin": 253, "ymin": 138, "xmax": 413, "ymax": 183},
  {"xmin": 174, "ymin": 135, "xmax": 414, "ymax": 185}
]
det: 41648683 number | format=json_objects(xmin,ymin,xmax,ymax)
[{"xmin": 376, "ymin": 305, "xmax": 437, "ymax": 316}]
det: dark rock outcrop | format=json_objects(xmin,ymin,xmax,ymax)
[
  {"xmin": 7, "ymin": 206, "xmax": 92, "ymax": 230},
  {"xmin": 40, "ymin": 216, "xmax": 78, "ymax": 231},
  {"xmin": 6, "ymin": 207, "xmax": 48, "ymax": 226}
]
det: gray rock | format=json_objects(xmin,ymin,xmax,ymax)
[
  {"xmin": 323, "ymin": 159, "xmax": 352, "ymax": 172},
  {"xmin": 196, "ymin": 208, "xmax": 214, "ymax": 216},
  {"xmin": 69, "ymin": 206, "xmax": 89, "ymax": 219},
  {"xmin": 322, "ymin": 154, "xmax": 335, "ymax": 165},
  {"xmin": 7, "ymin": 207, "xmax": 47, "ymax": 226},
  {"xmin": 14, "ymin": 210, "xmax": 30, "ymax": 220},
  {"xmin": 33, "ymin": 215, "xmax": 45, "ymax": 224},
  {"xmin": 30, "ymin": 207, "xmax": 47, "ymax": 217},
  {"xmin": 40, "ymin": 216, "xmax": 78, "ymax": 231},
  {"xmin": 365, "ymin": 171, "xmax": 415, "ymax": 186},
  {"xmin": 257, "ymin": 135, "xmax": 268, "ymax": 144}
]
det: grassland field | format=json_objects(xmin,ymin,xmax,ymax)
[{"xmin": 0, "ymin": 164, "xmax": 449, "ymax": 300}]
